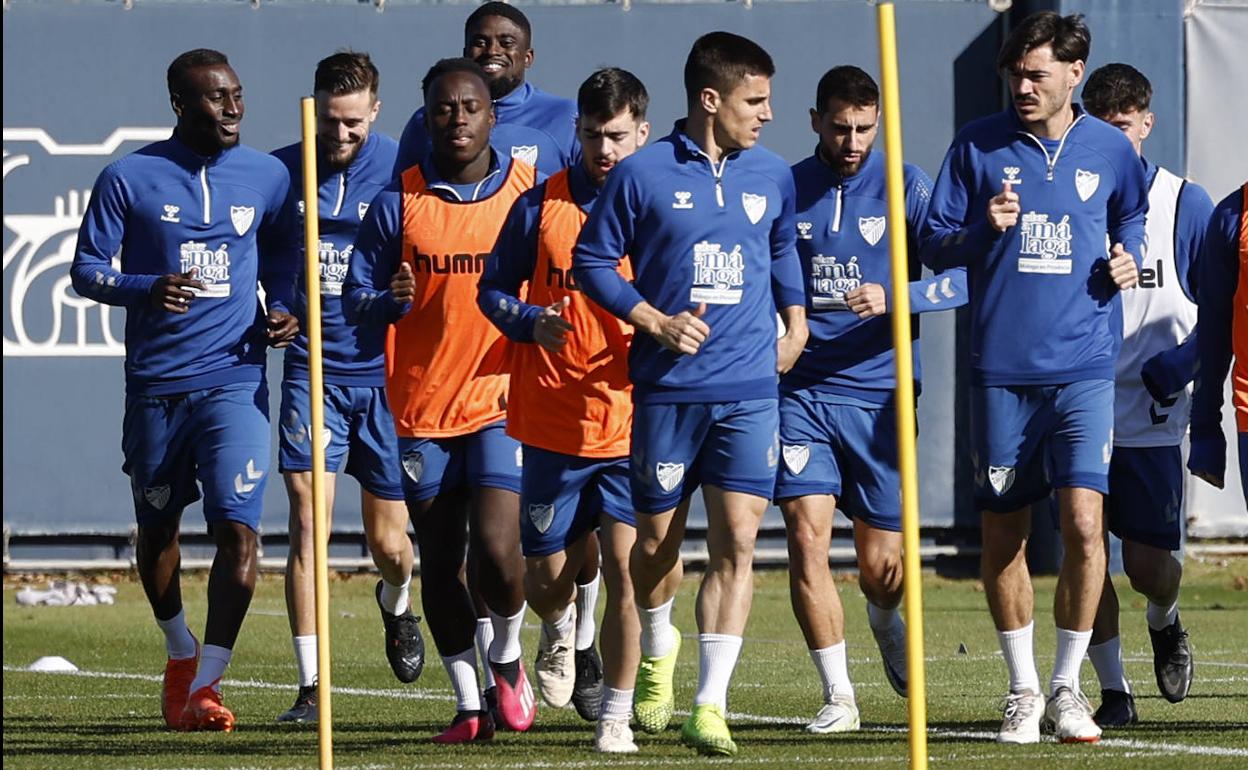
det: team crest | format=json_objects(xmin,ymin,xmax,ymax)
[
  {"xmin": 143, "ymin": 485, "xmax": 171, "ymax": 510},
  {"xmin": 1074, "ymin": 169, "xmax": 1100, "ymax": 202},
  {"xmin": 742, "ymin": 193, "xmax": 767, "ymax": 225},
  {"xmin": 782, "ymin": 444, "xmax": 810, "ymax": 475},
  {"xmin": 230, "ymin": 205, "xmax": 255, "ymax": 236},
  {"xmin": 858, "ymin": 216, "xmax": 886, "ymax": 246},
  {"xmin": 527, "ymin": 503, "xmax": 555, "ymax": 534},
  {"xmin": 656, "ymin": 462, "xmax": 685, "ymax": 493},
  {"xmin": 987, "ymin": 465, "xmax": 1015, "ymax": 496},
  {"xmin": 402, "ymin": 448, "xmax": 424, "ymax": 483},
  {"xmin": 358, "ymin": 201, "xmax": 369, "ymax": 220},
  {"xmin": 511, "ymin": 145, "xmax": 539, "ymax": 167}
]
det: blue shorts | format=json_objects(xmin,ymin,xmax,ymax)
[
  {"xmin": 775, "ymin": 394, "xmax": 901, "ymax": 532},
  {"xmin": 1106, "ymin": 445, "xmax": 1183, "ymax": 551},
  {"xmin": 277, "ymin": 379, "xmax": 404, "ymax": 501},
  {"xmin": 630, "ymin": 399, "xmax": 779, "ymax": 514},
  {"xmin": 398, "ymin": 421, "xmax": 522, "ymax": 503},
  {"xmin": 121, "ymin": 380, "xmax": 270, "ymax": 530},
  {"xmin": 520, "ymin": 446, "xmax": 635, "ymax": 557},
  {"xmin": 972, "ymin": 380, "xmax": 1114, "ymax": 513}
]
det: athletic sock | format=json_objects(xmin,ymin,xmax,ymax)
[
  {"xmin": 1050, "ymin": 627, "xmax": 1093, "ymax": 695},
  {"xmin": 810, "ymin": 641, "xmax": 855, "ymax": 702},
  {"xmin": 476, "ymin": 618, "xmax": 496, "ymax": 689},
  {"xmin": 639, "ymin": 597, "xmax": 676, "ymax": 658},
  {"xmin": 442, "ymin": 648, "xmax": 482, "ymax": 712},
  {"xmin": 693, "ymin": 633, "xmax": 743, "ymax": 711},
  {"xmin": 378, "ymin": 577, "xmax": 411, "ymax": 616},
  {"xmin": 492, "ymin": 657, "xmax": 521, "ymax": 689},
  {"xmin": 545, "ymin": 603, "xmax": 575, "ymax": 640},
  {"xmin": 487, "ymin": 603, "xmax": 527, "ymax": 665},
  {"xmin": 292, "ymin": 634, "xmax": 318, "ymax": 688},
  {"xmin": 1088, "ymin": 636, "xmax": 1131, "ymax": 693},
  {"xmin": 600, "ymin": 686, "xmax": 634, "ymax": 721},
  {"xmin": 998, "ymin": 621, "xmax": 1042, "ymax": 694},
  {"xmin": 866, "ymin": 601, "xmax": 902, "ymax": 637},
  {"xmin": 156, "ymin": 609, "xmax": 197, "ymax": 660},
  {"xmin": 574, "ymin": 572, "xmax": 601, "ymax": 651},
  {"xmin": 1146, "ymin": 598, "xmax": 1179, "ymax": 631},
  {"xmin": 189, "ymin": 644, "xmax": 232, "ymax": 694}
]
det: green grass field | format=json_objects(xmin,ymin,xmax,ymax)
[{"xmin": 5, "ymin": 558, "xmax": 1247, "ymax": 769}]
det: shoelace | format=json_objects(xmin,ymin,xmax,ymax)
[{"xmin": 1001, "ymin": 693, "xmax": 1037, "ymax": 728}]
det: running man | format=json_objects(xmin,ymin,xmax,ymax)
[
  {"xmin": 70, "ymin": 49, "xmax": 297, "ymax": 733},
  {"xmin": 779, "ymin": 65, "xmax": 966, "ymax": 734},
  {"xmin": 478, "ymin": 67, "xmax": 651, "ymax": 753},
  {"xmin": 574, "ymin": 32, "xmax": 809, "ymax": 757},
  {"xmin": 344, "ymin": 58, "xmax": 538, "ymax": 743},
  {"xmin": 920, "ymin": 12, "xmax": 1147, "ymax": 745},
  {"xmin": 1080, "ymin": 62, "xmax": 1211, "ymax": 727},
  {"xmin": 270, "ymin": 51, "xmax": 424, "ymax": 724}
]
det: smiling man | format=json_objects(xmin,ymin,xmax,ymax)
[
  {"xmin": 70, "ymin": 48, "xmax": 297, "ymax": 733},
  {"xmin": 269, "ymin": 51, "xmax": 424, "ymax": 725},
  {"xmin": 395, "ymin": 1, "xmax": 577, "ymax": 177}
]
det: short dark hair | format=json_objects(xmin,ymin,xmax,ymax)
[
  {"xmin": 815, "ymin": 66, "xmax": 879, "ymax": 113},
  {"xmin": 683, "ymin": 31, "xmax": 775, "ymax": 103},
  {"xmin": 578, "ymin": 67, "xmax": 649, "ymax": 122},
  {"xmin": 314, "ymin": 50, "xmax": 380, "ymax": 98},
  {"xmin": 466, "ymin": 1, "xmax": 532, "ymax": 46},
  {"xmin": 422, "ymin": 57, "xmax": 489, "ymax": 103},
  {"xmin": 1083, "ymin": 63, "xmax": 1152, "ymax": 118},
  {"xmin": 997, "ymin": 12, "xmax": 1090, "ymax": 72},
  {"xmin": 167, "ymin": 48, "xmax": 230, "ymax": 98}
]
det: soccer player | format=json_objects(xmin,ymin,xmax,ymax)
[
  {"xmin": 344, "ymin": 58, "xmax": 538, "ymax": 744},
  {"xmin": 1188, "ymin": 182, "xmax": 1248, "ymax": 503},
  {"xmin": 395, "ymin": 1, "xmax": 578, "ymax": 177},
  {"xmin": 269, "ymin": 51, "xmax": 424, "ymax": 724},
  {"xmin": 478, "ymin": 67, "xmax": 651, "ymax": 753},
  {"xmin": 920, "ymin": 12, "xmax": 1147, "ymax": 744},
  {"xmin": 69, "ymin": 49, "xmax": 297, "ymax": 732},
  {"xmin": 1079, "ymin": 63, "xmax": 1211, "ymax": 727},
  {"xmin": 574, "ymin": 32, "xmax": 809, "ymax": 757},
  {"xmin": 779, "ymin": 65, "xmax": 966, "ymax": 734}
]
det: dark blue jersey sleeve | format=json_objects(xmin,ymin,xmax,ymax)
[
  {"xmin": 70, "ymin": 163, "xmax": 160, "ymax": 306},
  {"xmin": 771, "ymin": 168, "xmax": 806, "ymax": 310},
  {"xmin": 919, "ymin": 138, "xmax": 1001, "ymax": 270},
  {"xmin": 478, "ymin": 184, "xmax": 545, "ymax": 342},
  {"xmin": 342, "ymin": 184, "xmax": 407, "ymax": 326},
  {"xmin": 572, "ymin": 166, "xmax": 647, "ymax": 320}
]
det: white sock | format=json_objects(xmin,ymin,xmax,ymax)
[
  {"xmin": 293, "ymin": 634, "xmax": 318, "ymax": 688},
  {"xmin": 998, "ymin": 621, "xmax": 1042, "ymax": 694},
  {"xmin": 866, "ymin": 601, "xmax": 902, "ymax": 637},
  {"xmin": 810, "ymin": 641, "xmax": 855, "ymax": 702},
  {"xmin": 442, "ymin": 648, "xmax": 482, "ymax": 712},
  {"xmin": 545, "ymin": 603, "xmax": 575, "ymax": 640},
  {"xmin": 476, "ymin": 618, "xmax": 496, "ymax": 689},
  {"xmin": 693, "ymin": 633, "xmax": 743, "ymax": 712},
  {"xmin": 639, "ymin": 597, "xmax": 676, "ymax": 658},
  {"xmin": 1087, "ymin": 636, "xmax": 1131, "ymax": 693},
  {"xmin": 1050, "ymin": 627, "xmax": 1093, "ymax": 695},
  {"xmin": 1146, "ymin": 598, "xmax": 1179, "ymax": 631},
  {"xmin": 575, "ymin": 573, "xmax": 601, "ymax": 651},
  {"xmin": 155, "ymin": 609, "xmax": 197, "ymax": 659},
  {"xmin": 378, "ymin": 577, "xmax": 411, "ymax": 616},
  {"xmin": 189, "ymin": 644, "xmax": 232, "ymax": 694},
  {"xmin": 488, "ymin": 603, "xmax": 527, "ymax": 665},
  {"xmin": 600, "ymin": 685, "xmax": 634, "ymax": 721}
]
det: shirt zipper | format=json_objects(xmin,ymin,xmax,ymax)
[
  {"xmin": 332, "ymin": 172, "xmax": 345, "ymax": 217},
  {"xmin": 1020, "ymin": 113, "xmax": 1084, "ymax": 182},
  {"xmin": 832, "ymin": 184, "xmax": 844, "ymax": 233},
  {"xmin": 199, "ymin": 166, "xmax": 211, "ymax": 224}
]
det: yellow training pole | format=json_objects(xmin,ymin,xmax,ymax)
[
  {"xmin": 300, "ymin": 96, "xmax": 334, "ymax": 770},
  {"xmin": 877, "ymin": 4, "xmax": 928, "ymax": 768}
]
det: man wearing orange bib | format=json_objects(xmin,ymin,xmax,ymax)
[
  {"xmin": 345, "ymin": 58, "xmax": 539, "ymax": 743},
  {"xmin": 479, "ymin": 68, "xmax": 651, "ymax": 754}
]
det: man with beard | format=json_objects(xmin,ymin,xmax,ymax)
[
  {"xmin": 395, "ymin": 1, "xmax": 577, "ymax": 177},
  {"xmin": 269, "ymin": 51, "xmax": 424, "ymax": 724},
  {"xmin": 478, "ymin": 67, "xmax": 650, "ymax": 753},
  {"xmin": 779, "ymin": 65, "xmax": 965, "ymax": 734},
  {"xmin": 345, "ymin": 58, "xmax": 539, "ymax": 744},
  {"xmin": 70, "ymin": 48, "xmax": 297, "ymax": 733}
]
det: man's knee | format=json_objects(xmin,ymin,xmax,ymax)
[{"xmin": 859, "ymin": 550, "xmax": 903, "ymax": 602}]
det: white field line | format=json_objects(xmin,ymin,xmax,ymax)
[{"xmin": 7, "ymin": 666, "xmax": 1246, "ymax": 760}]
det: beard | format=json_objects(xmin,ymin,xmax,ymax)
[{"xmin": 487, "ymin": 72, "xmax": 523, "ymax": 102}]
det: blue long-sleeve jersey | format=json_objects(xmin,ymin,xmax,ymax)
[
  {"xmin": 572, "ymin": 124, "xmax": 806, "ymax": 404},
  {"xmin": 271, "ymin": 133, "xmax": 398, "ymax": 386},
  {"xmin": 70, "ymin": 135, "xmax": 291, "ymax": 396},
  {"xmin": 784, "ymin": 150, "xmax": 966, "ymax": 403},
  {"xmin": 919, "ymin": 106, "xmax": 1148, "ymax": 386},
  {"xmin": 395, "ymin": 81, "xmax": 577, "ymax": 178}
]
